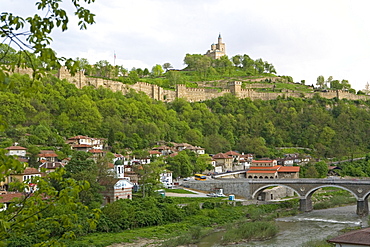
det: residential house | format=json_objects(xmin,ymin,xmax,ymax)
[
  {"xmin": 190, "ymin": 146, "xmax": 205, "ymax": 155},
  {"xmin": 39, "ymin": 161, "xmax": 64, "ymax": 173},
  {"xmin": 88, "ymin": 148, "xmax": 105, "ymax": 161},
  {"xmin": 112, "ymin": 153, "xmax": 125, "ymax": 164},
  {"xmin": 173, "ymin": 142, "xmax": 205, "ymax": 155},
  {"xmin": 61, "ymin": 157, "xmax": 71, "ymax": 166},
  {"xmin": 328, "ymin": 166, "xmax": 341, "ymax": 176},
  {"xmin": 174, "ymin": 143, "xmax": 193, "ymax": 152},
  {"xmin": 160, "ymin": 169, "xmax": 173, "ymax": 188},
  {"xmin": 239, "ymin": 153, "xmax": 253, "ymax": 169},
  {"xmin": 251, "ymin": 159, "xmax": 278, "ymax": 167},
  {"xmin": 70, "ymin": 143, "xmax": 92, "ymax": 152},
  {"xmin": 224, "ymin": 151, "xmax": 244, "ymax": 169},
  {"xmin": 124, "ymin": 171, "xmax": 139, "ymax": 184},
  {"xmin": 8, "ymin": 167, "xmax": 42, "ymax": 193},
  {"xmin": 0, "ymin": 176, "xmax": 9, "ymax": 191},
  {"xmin": 67, "ymin": 135, "xmax": 104, "ymax": 151},
  {"xmin": 131, "ymin": 157, "xmax": 151, "ymax": 165},
  {"xmin": 281, "ymin": 153, "xmax": 311, "ymax": 165},
  {"xmin": 5, "ymin": 146, "xmax": 27, "ymax": 161},
  {"xmin": 278, "ymin": 166, "xmax": 300, "ymax": 179},
  {"xmin": 277, "ymin": 158, "xmax": 294, "ymax": 166},
  {"xmin": 149, "ymin": 150, "xmax": 162, "ymax": 157},
  {"xmin": 224, "ymin": 151, "xmax": 240, "ymax": 160},
  {"xmin": 152, "ymin": 145, "xmax": 173, "ymax": 155},
  {"xmin": 212, "ymin": 153, "xmax": 233, "ymax": 172},
  {"xmin": 0, "ymin": 192, "xmax": 25, "ymax": 211},
  {"xmin": 38, "ymin": 150, "xmax": 58, "ymax": 162},
  {"xmin": 212, "ymin": 158, "xmax": 223, "ymax": 174}
]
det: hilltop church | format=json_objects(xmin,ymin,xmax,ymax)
[{"xmin": 205, "ymin": 34, "xmax": 226, "ymax": 59}]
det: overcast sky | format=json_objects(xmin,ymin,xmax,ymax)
[{"xmin": 3, "ymin": 0, "xmax": 370, "ymax": 90}]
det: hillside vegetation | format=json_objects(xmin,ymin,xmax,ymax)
[{"xmin": 1, "ymin": 71, "xmax": 370, "ymax": 161}]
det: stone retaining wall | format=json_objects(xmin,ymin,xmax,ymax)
[{"xmin": 8, "ymin": 67, "xmax": 370, "ymax": 102}]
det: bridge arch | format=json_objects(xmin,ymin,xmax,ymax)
[
  {"xmin": 305, "ymin": 185, "xmax": 359, "ymax": 201},
  {"xmin": 251, "ymin": 183, "xmax": 301, "ymax": 199},
  {"xmin": 361, "ymin": 191, "xmax": 370, "ymax": 201},
  {"xmin": 249, "ymin": 179, "xmax": 370, "ymax": 216}
]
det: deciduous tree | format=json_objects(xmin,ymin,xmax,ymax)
[
  {"xmin": 163, "ymin": 62, "xmax": 173, "ymax": 72},
  {"xmin": 0, "ymin": 0, "xmax": 96, "ymax": 79},
  {"xmin": 151, "ymin": 64, "xmax": 164, "ymax": 77},
  {"xmin": 316, "ymin": 75, "xmax": 325, "ymax": 88}
]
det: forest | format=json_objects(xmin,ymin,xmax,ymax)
[{"xmin": 1, "ymin": 71, "xmax": 370, "ymax": 161}]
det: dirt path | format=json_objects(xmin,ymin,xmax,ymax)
[{"xmin": 107, "ymin": 238, "xmax": 161, "ymax": 247}]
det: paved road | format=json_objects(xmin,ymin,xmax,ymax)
[
  {"xmin": 165, "ymin": 187, "xmax": 209, "ymax": 197},
  {"xmin": 328, "ymin": 157, "xmax": 365, "ymax": 165}
]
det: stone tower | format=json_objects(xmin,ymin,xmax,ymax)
[
  {"xmin": 229, "ymin": 81, "xmax": 242, "ymax": 97},
  {"xmin": 205, "ymin": 33, "xmax": 226, "ymax": 59}
]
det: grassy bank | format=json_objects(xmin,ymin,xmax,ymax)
[
  {"xmin": 66, "ymin": 199, "xmax": 299, "ymax": 247},
  {"xmin": 312, "ymin": 187, "xmax": 356, "ymax": 210},
  {"xmin": 221, "ymin": 221, "xmax": 278, "ymax": 244},
  {"xmin": 65, "ymin": 188, "xmax": 356, "ymax": 247}
]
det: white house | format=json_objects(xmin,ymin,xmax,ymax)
[
  {"xmin": 5, "ymin": 146, "xmax": 27, "ymax": 157},
  {"xmin": 160, "ymin": 170, "xmax": 173, "ymax": 188},
  {"xmin": 67, "ymin": 135, "xmax": 104, "ymax": 151}
]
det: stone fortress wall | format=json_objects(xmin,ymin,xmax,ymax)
[{"xmin": 9, "ymin": 67, "xmax": 369, "ymax": 102}]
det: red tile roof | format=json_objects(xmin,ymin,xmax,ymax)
[
  {"xmin": 23, "ymin": 167, "xmax": 40, "ymax": 175},
  {"xmin": 249, "ymin": 165, "xmax": 281, "ymax": 170},
  {"xmin": 0, "ymin": 192, "xmax": 25, "ymax": 203},
  {"xmin": 5, "ymin": 146, "xmax": 27, "ymax": 150},
  {"xmin": 17, "ymin": 158, "xmax": 29, "ymax": 163},
  {"xmin": 68, "ymin": 135, "xmax": 89, "ymax": 140},
  {"xmin": 247, "ymin": 170, "xmax": 277, "ymax": 174},
  {"xmin": 88, "ymin": 149, "xmax": 104, "ymax": 153},
  {"xmin": 328, "ymin": 227, "xmax": 370, "ymax": 245},
  {"xmin": 38, "ymin": 151, "xmax": 58, "ymax": 157},
  {"xmin": 213, "ymin": 153, "xmax": 232, "ymax": 159},
  {"xmin": 72, "ymin": 144, "xmax": 92, "ymax": 148},
  {"xmin": 224, "ymin": 151, "xmax": 240, "ymax": 156},
  {"xmin": 149, "ymin": 150, "xmax": 162, "ymax": 155},
  {"xmin": 278, "ymin": 166, "xmax": 300, "ymax": 172},
  {"xmin": 39, "ymin": 150, "xmax": 56, "ymax": 154},
  {"xmin": 39, "ymin": 162, "xmax": 64, "ymax": 169},
  {"xmin": 153, "ymin": 145, "xmax": 171, "ymax": 150}
]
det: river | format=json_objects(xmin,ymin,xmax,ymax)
[{"xmin": 198, "ymin": 204, "xmax": 365, "ymax": 247}]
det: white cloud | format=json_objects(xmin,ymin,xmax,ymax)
[{"xmin": 3, "ymin": 0, "xmax": 370, "ymax": 90}]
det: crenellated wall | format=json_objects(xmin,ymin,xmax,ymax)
[{"xmin": 7, "ymin": 67, "xmax": 370, "ymax": 102}]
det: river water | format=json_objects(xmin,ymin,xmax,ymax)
[{"xmin": 198, "ymin": 205, "xmax": 366, "ymax": 247}]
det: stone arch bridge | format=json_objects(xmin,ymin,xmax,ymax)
[{"xmin": 249, "ymin": 179, "xmax": 370, "ymax": 216}]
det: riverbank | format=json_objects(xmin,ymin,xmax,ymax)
[
  {"xmin": 67, "ymin": 198, "xmax": 298, "ymax": 247},
  {"xmin": 66, "ymin": 187, "xmax": 363, "ymax": 247},
  {"xmin": 110, "ymin": 205, "xmax": 363, "ymax": 247}
]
